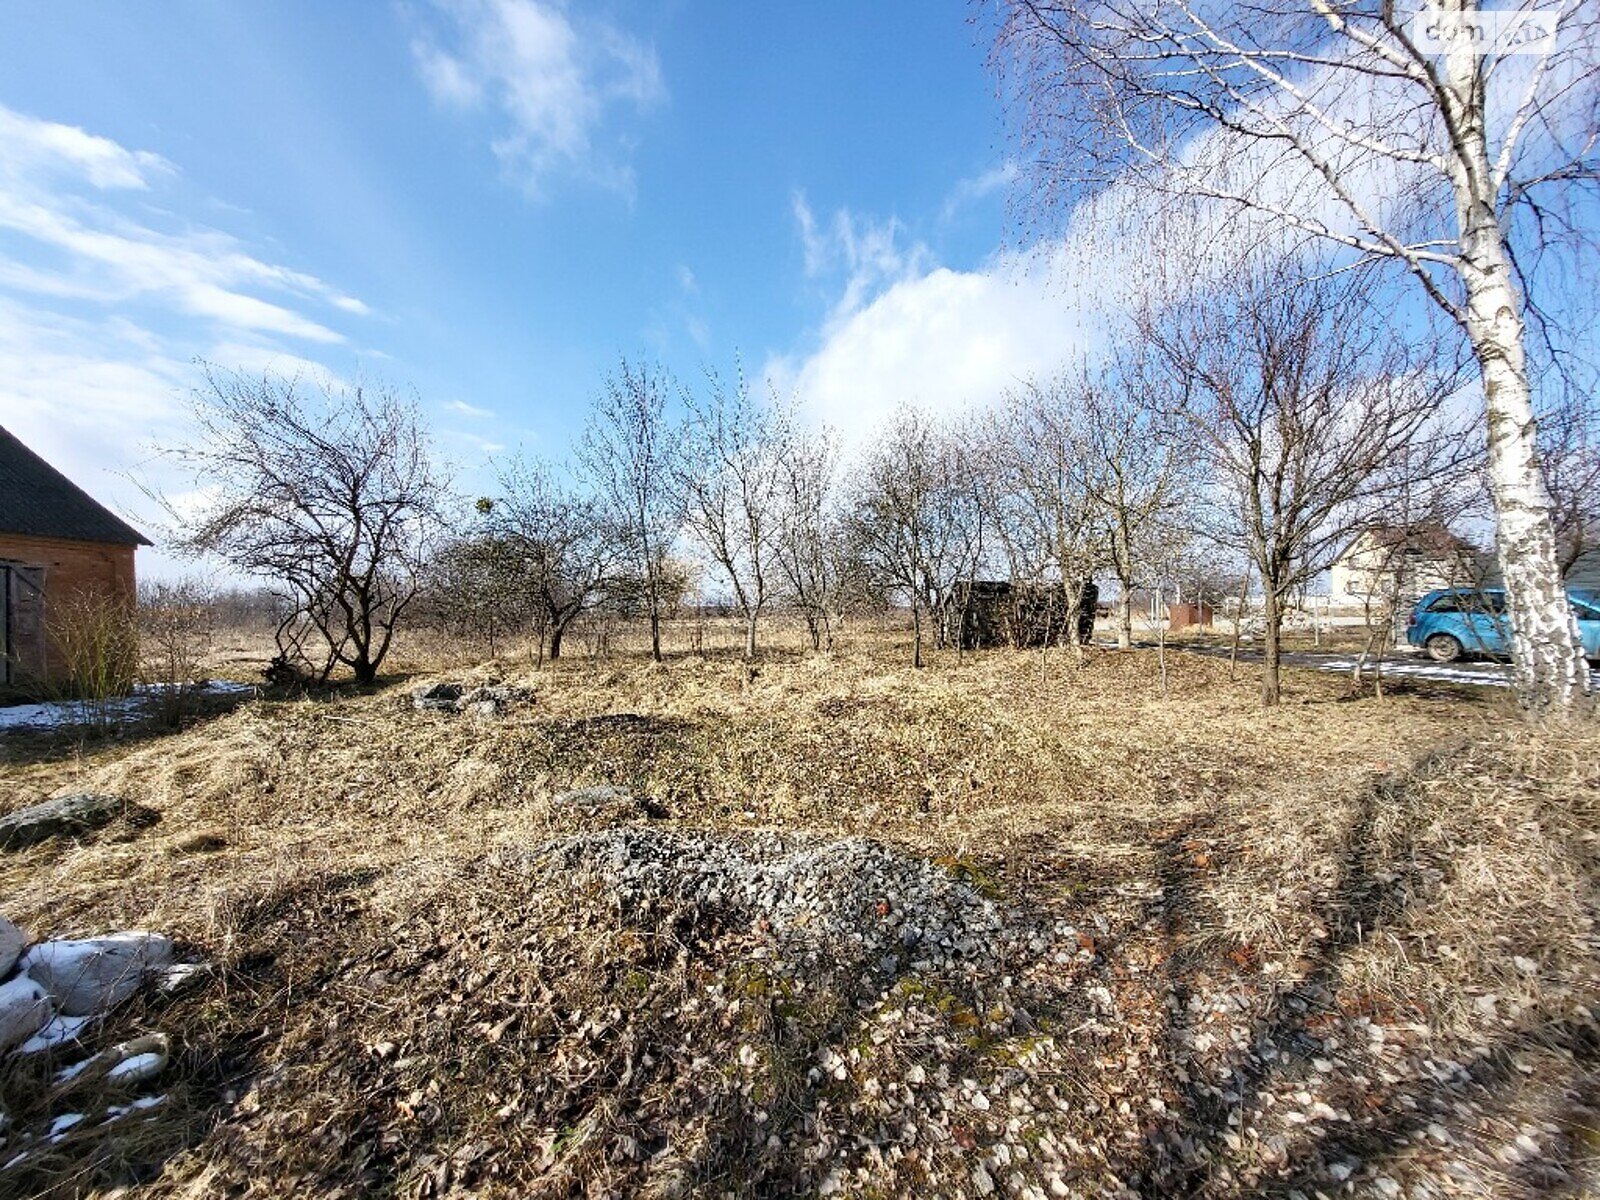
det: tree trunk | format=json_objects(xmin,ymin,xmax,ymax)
[
  {"xmin": 1261, "ymin": 586, "xmax": 1282, "ymax": 707},
  {"xmin": 911, "ymin": 602, "xmax": 924, "ymax": 669},
  {"xmin": 1462, "ymin": 257, "xmax": 1588, "ymax": 712},
  {"xmin": 649, "ymin": 605, "xmax": 662, "ymax": 662},
  {"xmin": 744, "ymin": 610, "xmax": 758, "ymax": 659},
  {"xmin": 1444, "ymin": 29, "xmax": 1590, "ymax": 714},
  {"xmin": 549, "ymin": 622, "xmax": 566, "ymax": 661},
  {"xmin": 1117, "ymin": 589, "xmax": 1133, "ymax": 651}
]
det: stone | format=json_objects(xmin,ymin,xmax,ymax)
[
  {"xmin": 411, "ymin": 681, "xmax": 464, "ymax": 711},
  {"xmin": 0, "ymin": 976, "xmax": 54, "ymax": 1052},
  {"xmin": 552, "ymin": 785, "xmax": 668, "ymax": 820},
  {"xmin": 0, "ymin": 914, "xmax": 25, "ymax": 976},
  {"xmin": 458, "ymin": 684, "xmax": 530, "ymax": 712},
  {"xmin": 0, "ymin": 793, "xmax": 121, "ymax": 851},
  {"xmin": 20, "ymin": 931, "xmax": 175, "ymax": 1016}
]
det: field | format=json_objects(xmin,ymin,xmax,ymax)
[{"xmin": 0, "ymin": 623, "xmax": 1596, "ymax": 1198}]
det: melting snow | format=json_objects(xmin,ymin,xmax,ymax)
[
  {"xmin": 106, "ymin": 1051, "xmax": 164, "ymax": 1082},
  {"xmin": 0, "ymin": 681, "xmax": 255, "ymax": 732},
  {"xmin": 16, "ymin": 1013, "xmax": 91, "ymax": 1055}
]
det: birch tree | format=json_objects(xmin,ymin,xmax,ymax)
[
  {"xmin": 985, "ymin": 381, "xmax": 1106, "ymax": 659},
  {"xmin": 845, "ymin": 408, "xmax": 974, "ymax": 668},
  {"xmin": 1071, "ymin": 357, "xmax": 1195, "ymax": 651},
  {"xmin": 994, "ymin": 0, "xmax": 1599, "ymax": 712}
]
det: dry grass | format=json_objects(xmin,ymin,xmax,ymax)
[{"xmin": 0, "ymin": 622, "xmax": 1593, "ymax": 1197}]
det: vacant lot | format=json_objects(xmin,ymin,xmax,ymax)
[{"xmin": 0, "ymin": 632, "xmax": 1595, "ymax": 1198}]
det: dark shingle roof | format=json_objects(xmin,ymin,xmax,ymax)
[{"xmin": 0, "ymin": 426, "xmax": 150, "ymax": 547}]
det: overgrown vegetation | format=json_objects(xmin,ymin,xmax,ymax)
[{"xmin": 1, "ymin": 626, "xmax": 1593, "ymax": 1196}]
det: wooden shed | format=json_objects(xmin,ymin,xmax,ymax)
[{"xmin": 0, "ymin": 425, "xmax": 150, "ymax": 685}]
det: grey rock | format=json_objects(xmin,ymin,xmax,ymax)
[
  {"xmin": 552, "ymin": 785, "xmax": 668, "ymax": 820},
  {"xmin": 21, "ymin": 931, "xmax": 175, "ymax": 1016},
  {"xmin": 411, "ymin": 682, "xmax": 463, "ymax": 711},
  {"xmin": 458, "ymin": 684, "xmax": 530, "ymax": 710},
  {"xmin": 0, "ymin": 914, "xmax": 25, "ymax": 976},
  {"xmin": 0, "ymin": 793, "xmax": 121, "ymax": 851},
  {"xmin": 0, "ymin": 975, "xmax": 54, "ymax": 1052}
]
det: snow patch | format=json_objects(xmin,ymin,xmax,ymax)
[{"xmin": 0, "ymin": 681, "xmax": 255, "ymax": 732}]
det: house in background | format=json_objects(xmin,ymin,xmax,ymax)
[
  {"xmin": 1327, "ymin": 524, "xmax": 1484, "ymax": 613},
  {"xmin": 0, "ymin": 425, "xmax": 150, "ymax": 686}
]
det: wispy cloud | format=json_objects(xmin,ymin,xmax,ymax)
[
  {"xmin": 0, "ymin": 106, "xmax": 366, "ymax": 570},
  {"xmin": 411, "ymin": 0, "xmax": 665, "ymax": 197},
  {"xmin": 445, "ymin": 398, "xmax": 496, "ymax": 419},
  {"xmin": 791, "ymin": 190, "xmax": 933, "ymax": 331},
  {"xmin": 0, "ymin": 104, "xmax": 367, "ymax": 343},
  {"xmin": 939, "ymin": 159, "xmax": 1018, "ymax": 222},
  {"xmin": 0, "ymin": 106, "xmax": 171, "ymax": 191}
]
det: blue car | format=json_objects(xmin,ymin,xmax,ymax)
[{"xmin": 1406, "ymin": 587, "xmax": 1600, "ymax": 663}]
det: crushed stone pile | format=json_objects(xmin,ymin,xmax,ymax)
[{"xmin": 537, "ymin": 826, "xmax": 1006, "ymax": 977}]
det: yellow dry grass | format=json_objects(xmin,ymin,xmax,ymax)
[{"xmin": 0, "ymin": 621, "xmax": 1592, "ymax": 1197}]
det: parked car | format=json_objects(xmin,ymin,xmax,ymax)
[{"xmin": 1406, "ymin": 587, "xmax": 1600, "ymax": 663}]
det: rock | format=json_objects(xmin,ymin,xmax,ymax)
[
  {"xmin": 0, "ymin": 793, "xmax": 121, "ymax": 851},
  {"xmin": 552, "ymin": 785, "xmax": 669, "ymax": 821},
  {"xmin": 411, "ymin": 682, "xmax": 463, "ymax": 712},
  {"xmin": 0, "ymin": 976, "xmax": 53, "ymax": 1052},
  {"xmin": 0, "ymin": 914, "xmax": 25, "ymax": 976},
  {"xmin": 457, "ymin": 684, "xmax": 531, "ymax": 716},
  {"xmin": 20, "ymin": 932, "xmax": 175, "ymax": 1016}
]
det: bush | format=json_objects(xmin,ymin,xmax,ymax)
[
  {"xmin": 139, "ymin": 579, "xmax": 217, "ymax": 727},
  {"xmin": 46, "ymin": 588, "xmax": 138, "ymax": 729}
]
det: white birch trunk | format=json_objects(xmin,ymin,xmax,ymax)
[{"xmin": 1442, "ymin": 11, "xmax": 1590, "ymax": 713}]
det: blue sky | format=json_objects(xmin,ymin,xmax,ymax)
[{"xmin": 0, "ymin": 1, "xmax": 1102, "ymax": 570}]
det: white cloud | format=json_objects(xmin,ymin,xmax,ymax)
[
  {"xmin": 412, "ymin": 0, "xmax": 664, "ymax": 196},
  {"xmin": 940, "ymin": 160, "xmax": 1019, "ymax": 222},
  {"xmin": 791, "ymin": 192, "xmax": 934, "ymax": 332},
  {"xmin": 0, "ymin": 108, "xmax": 368, "ymax": 579},
  {"xmin": 769, "ymin": 247, "xmax": 1101, "ymax": 449},
  {"xmin": 0, "ymin": 106, "xmax": 170, "ymax": 191},
  {"xmin": 0, "ymin": 104, "xmax": 367, "ymax": 343},
  {"xmin": 445, "ymin": 398, "xmax": 495, "ymax": 419},
  {"xmin": 770, "ymin": 186, "xmax": 1200, "ymax": 449}
]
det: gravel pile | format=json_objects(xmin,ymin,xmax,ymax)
[{"xmin": 538, "ymin": 827, "xmax": 1005, "ymax": 976}]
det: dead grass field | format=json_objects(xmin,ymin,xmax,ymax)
[{"xmin": 0, "ymin": 623, "xmax": 1595, "ymax": 1198}]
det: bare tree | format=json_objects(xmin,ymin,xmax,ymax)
[
  {"xmin": 417, "ymin": 529, "xmax": 538, "ymax": 659},
  {"xmin": 1072, "ymin": 354, "xmax": 1196, "ymax": 650},
  {"xmin": 163, "ymin": 368, "xmax": 448, "ymax": 686},
  {"xmin": 483, "ymin": 459, "xmax": 622, "ymax": 662},
  {"xmin": 774, "ymin": 420, "xmax": 844, "ymax": 652},
  {"xmin": 1541, "ymin": 386, "xmax": 1600, "ymax": 576},
  {"xmin": 995, "ymin": 0, "xmax": 1599, "ymax": 711},
  {"xmin": 579, "ymin": 359, "xmax": 682, "ymax": 663},
  {"xmin": 1146, "ymin": 261, "xmax": 1471, "ymax": 705},
  {"xmin": 982, "ymin": 381, "xmax": 1106, "ymax": 661},
  {"xmin": 677, "ymin": 366, "xmax": 787, "ymax": 658},
  {"xmin": 845, "ymin": 407, "xmax": 977, "ymax": 668}
]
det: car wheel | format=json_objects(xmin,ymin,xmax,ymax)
[{"xmin": 1425, "ymin": 634, "xmax": 1463, "ymax": 663}]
